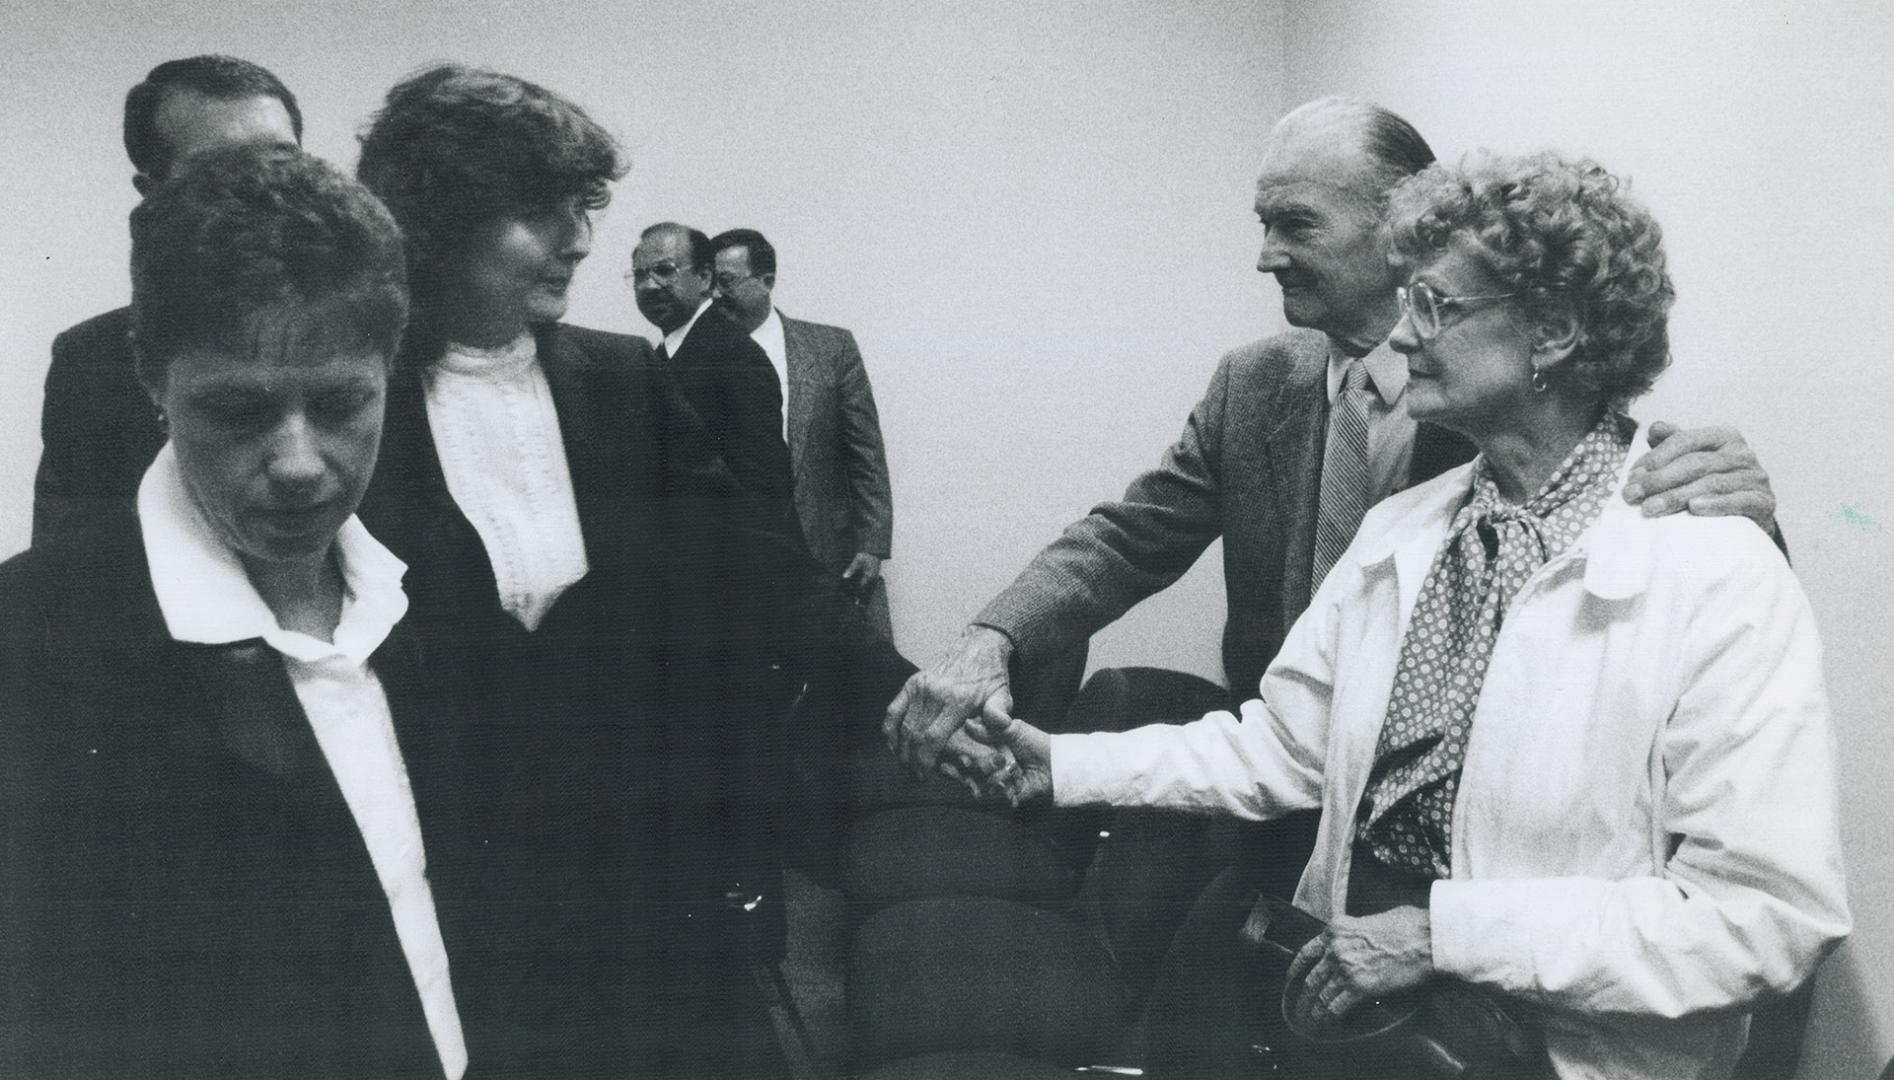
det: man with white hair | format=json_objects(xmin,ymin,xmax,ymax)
[{"xmin": 888, "ymin": 95, "xmax": 1778, "ymax": 772}]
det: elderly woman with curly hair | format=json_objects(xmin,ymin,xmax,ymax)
[
  {"xmin": 352, "ymin": 65, "xmax": 908, "ymax": 1078},
  {"xmin": 961, "ymin": 151, "xmax": 1848, "ymax": 1079}
]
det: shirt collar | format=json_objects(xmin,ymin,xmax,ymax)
[
  {"xmin": 137, "ymin": 442, "xmax": 410, "ymax": 664},
  {"xmin": 751, "ymin": 306, "xmax": 787, "ymax": 361},
  {"xmin": 662, "ymin": 298, "xmax": 716, "ymax": 356},
  {"xmin": 1354, "ymin": 419, "xmax": 1657, "ymax": 600},
  {"xmin": 437, "ymin": 330, "xmax": 537, "ymax": 377},
  {"xmin": 1326, "ymin": 336, "xmax": 1408, "ymax": 408}
]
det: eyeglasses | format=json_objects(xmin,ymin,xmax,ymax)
[
  {"xmin": 713, "ymin": 271, "xmax": 755, "ymax": 293},
  {"xmin": 1396, "ymin": 281, "xmax": 1519, "ymax": 340},
  {"xmin": 626, "ymin": 261, "xmax": 682, "ymax": 286}
]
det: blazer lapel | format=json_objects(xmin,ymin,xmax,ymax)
[
  {"xmin": 780, "ymin": 313, "xmax": 816, "ymax": 465},
  {"xmin": 536, "ymin": 323, "xmax": 618, "ymax": 563}
]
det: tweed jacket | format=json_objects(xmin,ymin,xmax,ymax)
[
  {"xmin": 781, "ymin": 314, "xmax": 894, "ymax": 568},
  {"xmin": 976, "ymin": 329, "xmax": 1472, "ymax": 699},
  {"xmin": 32, "ymin": 306, "xmax": 166, "ymax": 545}
]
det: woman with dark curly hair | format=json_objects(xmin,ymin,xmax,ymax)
[
  {"xmin": 352, "ymin": 65, "xmax": 908, "ymax": 1078},
  {"xmin": 960, "ymin": 152, "xmax": 1848, "ymax": 1079}
]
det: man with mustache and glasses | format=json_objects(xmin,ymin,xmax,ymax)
[{"xmin": 630, "ymin": 220, "xmax": 795, "ymax": 526}]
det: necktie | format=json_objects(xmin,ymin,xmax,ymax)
[
  {"xmin": 656, "ymin": 342, "xmax": 670, "ymax": 362},
  {"xmin": 1310, "ymin": 360, "xmax": 1373, "ymax": 592}
]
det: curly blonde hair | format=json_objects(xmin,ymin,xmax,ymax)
[{"xmin": 1386, "ymin": 151, "xmax": 1674, "ymax": 407}]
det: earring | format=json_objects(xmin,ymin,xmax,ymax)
[{"xmin": 1530, "ymin": 368, "xmax": 1550, "ymax": 394}]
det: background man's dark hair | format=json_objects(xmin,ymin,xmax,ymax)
[
  {"xmin": 123, "ymin": 55, "xmax": 304, "ymax": 181},
  {"xmin": 711, "ymin": 228, "xmax": 776, "ymax": 277},
  {"xmin": 642, "ymin": 221, "xmax": 715, "ymax": 272}
]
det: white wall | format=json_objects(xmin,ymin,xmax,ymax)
[
  {"xmin": 1278, "ymin": 2, "xmax": 1894, "ymax": 1075},
  {"xmin": 3, "ymin": 1, "xmax": 1887, "ymax": 1072},
  {"xmin": 0, "ymin": 0, "xmax": 1287, "ymax": 683}
]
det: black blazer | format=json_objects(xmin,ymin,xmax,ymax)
[
  {"xmin": 32, "ymin": 306, "xmax": 167, "ymax": 545},
  {"xmin": 662, "ymin": 306, "xmax": 798, "ymax": 526},
  {"xmin": 359, "ymin": 321, "xmax": 912, "ymax": 969},
  {"xmin": 0, "ymin": 513, "xmax": 483, "ymax": 1078}
]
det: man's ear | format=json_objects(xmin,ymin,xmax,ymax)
[
  {"xmin": 132, "ymin": 171, "xmax": 157, "ymax": 198},
  {"xmin": 760, "ymin": 272, "xmax": 775, "ymax": 291}
]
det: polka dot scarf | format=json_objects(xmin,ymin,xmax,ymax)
[{"xmin": 1355, "ymin": 414, "xmax": 1632, "ymax": 879}]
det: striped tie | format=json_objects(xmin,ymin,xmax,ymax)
[{"xmin": 1310, "ymin": 359, "xmax": 1373, "ymax": 592}]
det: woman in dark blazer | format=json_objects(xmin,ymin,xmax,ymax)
[
  {"xmin": 353, "ymin": 66, "xmax": 910, "ymax": 1078},
  {"xmin": 0, "ymin": 146, "xmax": 490, "ymax": 1076}
]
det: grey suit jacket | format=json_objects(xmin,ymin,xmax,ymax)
[
  {"xmin": 782, "ymin": 313, "xmax": 894, "ymax": 570},
  {"xmin": 976, "ymin": 329, "xmax": 1473, "ymax": 701}
]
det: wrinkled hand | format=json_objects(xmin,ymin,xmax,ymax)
[
  {"xmin": 1623, "ymin": 421, "xmax": 1777, "ymax": 535},
  {"xmin": 961, "ymin": 698, "xmax": 1053, "ymax": 806},
  {"xmin": 1287, "ymin": 905, "xmax": 1433, "ymax": 1019},
  {"xmin": 934, "ymin": 726, "xmax": 1025, "ymax": 801},
  {"xmin": 842, "ymin": 552, "xmax": 883, "ymax": 597},
  {"xmin": 884, "ymin": 626, "xmax": 1014, "ymax": 773}
]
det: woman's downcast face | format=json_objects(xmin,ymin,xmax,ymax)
[{"xmin": 158, "ymin": 310, "xmax": 388, "ymax": 568}]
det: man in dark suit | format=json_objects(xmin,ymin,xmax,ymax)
[
  {"xmin": 887, "ymin": 96, "xmax": 1784, "ymax": 770},
  {"xmin": 709, "ymin": 228, "xmax": 896, "ymax": 637},
  {"xmin": 630, "ymin": 221, "xmax": 795, "ymax": 522},
  {"xmin": 32, "ymin": 55, "xmax": 302, "ymax": 544}
]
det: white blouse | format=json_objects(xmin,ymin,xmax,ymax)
[
  {"xmin": 137, "ymin": 444, "xmax": 468, "ymax": 1080},
  {"xmin": 425, "ymin": 332, "xmax": 590, "ymax": 631}
]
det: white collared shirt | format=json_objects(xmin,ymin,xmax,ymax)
[
  {"xmin": 748, "ymin": 306, "xmax": 790, "ymax": 440},
  {"xmin": 137, "ymin": 445, "xmax": 469, "ymax": 1080},
  {"xmin": 427, "ymin": 331, "xmax": 590, "ymax": 632},
  {"xmin": 1327, "ymin": 338, "xmax": 1418, "ymax": 502},
  {"xmin": 661, "ymin": 297, "xmax": 717, "ymax": 358},
  {"xmin": 1051, "ymin": 422, "xmax": 1848, "ymax": 1079}
]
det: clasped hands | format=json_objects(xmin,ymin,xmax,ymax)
[{"xmin": 882, "ymin": 625, "xmax": 1053, "ymax": 804}]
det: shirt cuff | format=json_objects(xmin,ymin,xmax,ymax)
[
  {"xmin": 1429, "ymin": 878, "xmax": 1544, "ymax": 992},
  {"xmin": 1050, "ymin": 731, "xmax": 1121, "ymax": 806}
]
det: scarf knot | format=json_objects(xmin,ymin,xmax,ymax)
[{"xmin": 1354, "ymin": 415, "xmax": 1632, "ymax": 879}]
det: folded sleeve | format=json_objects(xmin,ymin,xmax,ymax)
[{"xmin": 1050, "ymin": 570, "xmax": 1340, "ymax": 818}]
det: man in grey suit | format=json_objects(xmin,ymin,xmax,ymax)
[
  {"xmin": 886, "ymin": 96, "xmax": 1780, "ymax": 771},
  {"xmin": 711, "ymin": 228, "xmax": 896, "ymax": 637}
]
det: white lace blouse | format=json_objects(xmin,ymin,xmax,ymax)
[{"xmin": 424, "ymin": 332, "xmax": 589, "ymax": 631}]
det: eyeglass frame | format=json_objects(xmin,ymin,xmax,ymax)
[
  {"xmin": 712, "ymin": 269, "xmax": 758, "ymax": 293},
  {"xmin": 625, "ymin": 260, "xmax": 687, "ymax": 286},
  {"xmin": 1395, "ymin": 280, "xmax": 1522, "ymax": 340}
]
